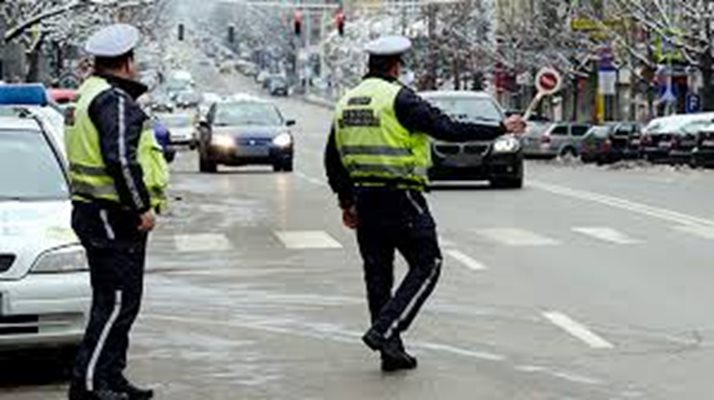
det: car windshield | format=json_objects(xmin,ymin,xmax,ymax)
[
  {"xmin": 588, "ymin": 126, "xmax": 612, "ymax": 138},
  {"xmin": 0, "ymin": 130, "xmax": 68, "ymax": 200},
  {"xmin": 160, "ymin": 114, "xmax": 193, "ymax": 128},
  {"xmin": 214, "ymin": 102, "xmax": 282, "ymax": 126},
  {"xmin": 427, "ymin": 97, "xmax": 502, "ymax": 123}
]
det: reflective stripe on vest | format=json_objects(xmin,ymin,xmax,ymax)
[{"xmin": 334, "ymin": 78, "xmax": 431, "ymax": 188}]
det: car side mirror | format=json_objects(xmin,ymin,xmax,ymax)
[{"xmin": 286, "ymin": 119, "xmax": 296, "ymax": 127}]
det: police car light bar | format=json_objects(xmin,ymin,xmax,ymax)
[{"xmin": 0, "ymin": 83, "xmax": 49, "ymax": 107}]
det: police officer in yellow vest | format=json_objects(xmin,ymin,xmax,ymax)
[
  {"xmin": 325, "ymin": 36, "xmax": 525, "ymax": 372},
  {"xmin": 66, "ymin": 24, "xmax": 168, "ymax": 400}
]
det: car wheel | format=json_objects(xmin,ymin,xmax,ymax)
[
  {"xmin": 57, "ymin": 345, "xmax": 80, "ymax": 377},
  {"xmin": 491, "ymin": 176, "xmax": 523, "ymax": 189},
  {"xmin": 559, "ymin": 146, "xmax": 578, "ymax": 159},
  {"xmin": 282, "ymin": 160, "xmax": 294, "ymax": 172},
  {"xmin": 199, "ymin": 155, "xmax": 217, "ymax": 173}
]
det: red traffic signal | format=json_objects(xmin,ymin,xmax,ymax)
[
  {"xmin": 294, "ymin": 10, "xmax": 303, "ymax": 36},
  {"xmin": 336, "ymin": 11, "xmax": 345, "ymax": 36}
]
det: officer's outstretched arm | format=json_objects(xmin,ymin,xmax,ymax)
[
  {"xmin": 394, "ymin": 88, "xmax": 506, "ymax": 142},
  {"xmin": 90, "ymin": 90, "xmax": 152, "ymax": 213}
]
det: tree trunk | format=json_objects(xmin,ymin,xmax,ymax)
[
  {"xmin": 25, "ymin": 47, "xmax": 40, "ymax": 83},
  {"xmin": 702, "ymin": 27, "xmax": 714, "ymax": 111}
]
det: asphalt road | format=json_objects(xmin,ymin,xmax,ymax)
[{"xmin": 4, "ymin": 61, "xmax": 714, "ymax": 400}]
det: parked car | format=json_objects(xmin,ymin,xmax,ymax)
[
  {"xmin": 521, "ymin": 122, "xmax": 591, "ymax": 159},
  {"xmin": 421, "ymin": 91, "xmax": 524, "ymax": 188},
  {"xmin": 0, "ymin": 87, "xmax": 91, "ymax": 363},
  {"xmin": 691, "ymin": 122, "xmax": 714, "ymax": 168},
  {"xmin": 580, "ymin": 122, "xmax": 642, "ymax": 164},
  {"xmin": 268, "ymin": 76, "xmax": 289, "ymax": 96},
  {"xmin": 198, "ymin": 98, "xmax": 295, "ymax": 173},
  {"xmin": 640, "ymin": 113, "xmax": 714, "ymax": 163}
]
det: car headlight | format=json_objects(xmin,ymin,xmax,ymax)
[
  {"xmin": 493, "ymin": 136, "xmax": 521, "ymax": 153},
  {"xmin": 211, "ymin": 134, "xmax": 235, "ymax": 148},
  {"xmin": 32, "ymin": 244, "xmax": 88, "ymax": 273},
  {"xmin": 272, "ymin": 133, "xmax": 293, "ymax": 147}
]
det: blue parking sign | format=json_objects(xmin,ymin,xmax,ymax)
[{"xmin": 686, "ymin": 94, "xmax": 701, "ymax": 113}]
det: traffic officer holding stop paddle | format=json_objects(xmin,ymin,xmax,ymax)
[{"xmin": 324, "ymin": 35, "xmax": 526, "ymax": 372}]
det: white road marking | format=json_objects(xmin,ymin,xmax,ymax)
[
  {"xmin": 531, "ymin": 180, "xmax": 714, "ymax": 227},
  {"xmin": 543, "ymin": 311, "xmax": 614, "ymax": 349},
  {"xmin": 445, "ymin": 249, "xmax": 487, "ymax": 271},
  {"xmin": 475, "ymin": 228, "xmax": 560, "ymax": 246},
  {"xmin": 275, "ymin": 230, "xmax": 343, "ymax": 249},
  {"xmin": 572, "ymin": 227, "xmax": 642, "ymax": 244},
  {"xmin": 674, "ymin": 225, "xmax": 714, "ymax": 239},
  {"xmin": 174, "ymin": 233, "xmax": 232, "ymax": 252},
  {"xmin": 294, "ymin": 171, "xmax": 328, "ymax": 187}
]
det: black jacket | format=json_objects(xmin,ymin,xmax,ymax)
[
  {"xmin": 88, "ymin": 74, "xmax": 151, "ymax": 214},
  {"xmin": 324, "ymin": 74, "xmax": 506, "ymax": 208}
]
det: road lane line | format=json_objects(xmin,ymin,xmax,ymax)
[
  {"xmin": 531, "ymin": 180, "xmax": 714, "ymax": 227},
  {"xmin": 475, "ymin": 228, "xmax": 560, "ymax": 246},
  {"xmin": 674, "ymin": 225, "xmax": 714, "ymax": 239},
  {"xmin": 294, "ymin": 171, "xmax": 328, "ymax": 187},
  {"xmin": 572, "ymin": 227, "xmax": 642, "ymax": 244},
  {"xmin": 275, "ymin": 230, "xmax": 343, "ymax": 249},
  {"xmin": 174, "ymin": 233, "xmax": 232, "ymax": 252},
  {"xmin": 543, "ymin": 311, "xmax": 614, "ymax": 349},
  {"xmin": 445, "ymin": 249, "xmax": 487, "ymax": 271}
]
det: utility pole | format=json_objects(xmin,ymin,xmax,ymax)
[
  {"xmin": 427, "ymin": 3, "xmax": 437, "ymax": 90},
  {"xmin": 0, "ymin": 0, "xmax": 6, "ymax": 81}
]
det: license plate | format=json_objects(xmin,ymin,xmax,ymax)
[
  {"xmin": 703, "ymin": 140, "xmax": 714, "ymax": 147},
  {"xmin": 237, "ymin": 146, "xmax": 269, "ymax": 157},
  {"xmin": 659, "ymin": 142, "xmax": 671, "ymax": 149},
  {"xmin": 631, "ymin": 139, "xmax": 641, "ymax": 146}
]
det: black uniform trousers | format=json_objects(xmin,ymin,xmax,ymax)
[
  {"xmin": 71, "ymin": 202, "xmax": 147, "ymax": 392},
  {"xmin": 355, "ymin": 187, "xmax": 443, "ymax": 342}
]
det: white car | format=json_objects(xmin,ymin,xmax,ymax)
[
  {"xmin": 156, "ymin": 111, "xmax": 197, "ymax": 147},
  {"xmin": 0, "ymin": 109, "xmax": 90, "ymax": 356}
]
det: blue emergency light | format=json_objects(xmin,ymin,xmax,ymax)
[{"xmin": 0, "ymin": 83, "xmax": 49, "ymax": 107}]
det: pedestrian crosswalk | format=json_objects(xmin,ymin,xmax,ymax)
[{"xmin": 155, "ymin": 224, "xmax": 714, "ymax": 255}]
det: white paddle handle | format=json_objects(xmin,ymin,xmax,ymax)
[{"xmin": 523, "ymin": 92, "xmax": 544, "ymax": 121}]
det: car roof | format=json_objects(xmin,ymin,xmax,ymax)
[
  {"xmin": 0, "ymin": 114, "xmax": 43, "ymax": 132},
  {"xmin": 420, "ymin": 90, "xmax": 494, "ymax": 99}
]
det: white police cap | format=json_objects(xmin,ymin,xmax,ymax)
[
  {"xmin": 365, "ymin": 35, "xmax": 412, "ymax": 56},
  {"xmin": 85, "ymin": 24, "xmax": 140, "ymax": 57}
]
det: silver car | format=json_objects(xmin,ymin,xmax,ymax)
[{"xmin": 522, "ymin": 122, "xmax": 591, "ymax": 158}]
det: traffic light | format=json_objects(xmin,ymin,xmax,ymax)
[
  {"xmin": 178, "ymin": 23, "xmax": 185, "ymax": 41},
  {"xmin": 228, "ymin": 25, "xmax": 235, "ymax": 44},
  {"xmin": 294, "ymin": 10, "xmax": 302, "ymax": 36},
  {"xmin": 336, "ymin": 10, "xmax": 345, "ymax": 37}
]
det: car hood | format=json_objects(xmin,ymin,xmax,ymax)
[
  {"xmin": 0, "ymin": 200, "xmax": 78, "ymax": 280},
  {"xmin": 170, "ymin": 127, "xmax": 194, "ymax": 136},
  {"xmin": 212, "ymin": 125, "xmax": 285, "ymax": 139}
]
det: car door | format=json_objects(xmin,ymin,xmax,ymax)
[
  {"xmin": 549, "ymin": 124, "xmax": 569, "ymax": 153},
  {"xmin": 570, "ymin": 125, "xmax": 590, "ymax": 149}
]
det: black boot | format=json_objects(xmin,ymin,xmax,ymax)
[
  {"xmin": 113, "ymin": 377, "xmax": 154, "ymax": 400},
  {"xmin": 68, "ymin": 384, "xmax": 129, "ymax": 400},
  {"xmin": 380, "ymin": 336, "xmax": 417, "ymax": 372}
]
